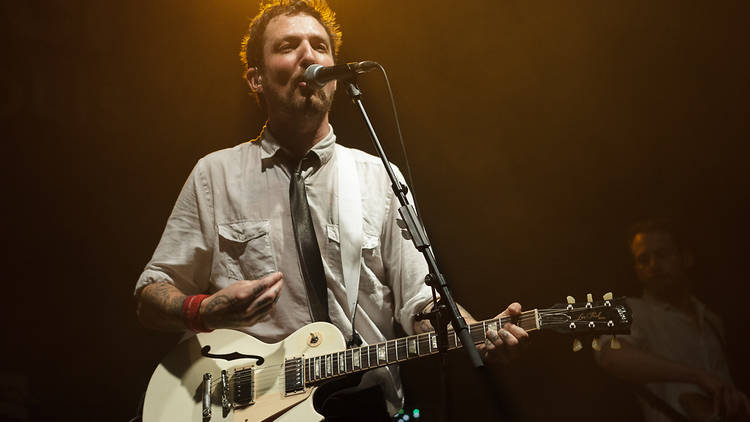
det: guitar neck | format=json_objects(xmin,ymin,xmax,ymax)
[{"xmin": 303, "ymin": 310, "xmax": 540, "ymax": 385}]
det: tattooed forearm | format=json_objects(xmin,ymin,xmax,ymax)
[
  {"xmin": 136, "ymin": 282, "xmax": 188, "ymax": 331},
  {"xmin": 414, "ymin": 302, "xmax": 435, "ymax": 334},
  {"xmin": 151, "ymin": 282, "xmax": 184, "ymax": 315}
]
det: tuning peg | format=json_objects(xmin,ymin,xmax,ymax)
[
  {"xmin": 603, "ymin": 292, "xmax": 613, "ymax": 300},
  {"xmin": 592, "ymin": 337, "xmax": 601, "ymax": 351},
  {"xmin": 566, "ymin": 296, "xmax": 576, "ymax": 310},
  {"xmin": 610, "ymin": 336, "xmax": 621, "ymax": 350},
  {"xmin": 572, "ymin": 338, "xmax": 583, "ymax": 352},
  {"xmin": 586, "ymin": 293, "xmax": 593, "ymax": 308}
]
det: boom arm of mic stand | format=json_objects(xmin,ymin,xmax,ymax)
[{"xmin": 345, "ymin": 81, "xmax": 484, "ymax": 369}]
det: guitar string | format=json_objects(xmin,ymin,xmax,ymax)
[
  {"xmin": 205, "ymin": 312, "xmax": 562, "ymax": 387},
  {"xmin": 211, "ymin": 306, "xmax": 615, "ymax": 387},
  {"xmin": 212, "ymin": 321, "xmax": 546, "ymax": 389},
  {"xmin": 204, "ymin": 307, "xmax": 623, "ymax": 389}
]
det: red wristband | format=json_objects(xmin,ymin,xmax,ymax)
[{"xmin": 182, "ymin": 294, "xmax": 212, "ymax": 333}]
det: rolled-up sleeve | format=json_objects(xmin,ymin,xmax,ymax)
[
  {"xmin": 381, "ymin": 167, "xmax": 434, "ymax": 335},
  {"xmin": 134, "ymin": 160, "xmax": 215, "ymax": 296}
]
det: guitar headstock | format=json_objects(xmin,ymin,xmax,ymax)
[{"xmin": 538, "ymin": 292, "xmax": 632, "ymax": 352}]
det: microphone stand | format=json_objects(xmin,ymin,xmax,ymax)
[{"xmin": 344, "ymin": 80, "xmax": 485, "ymax": 420}]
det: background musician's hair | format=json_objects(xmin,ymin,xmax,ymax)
[{"xmin": 627, "ymin": 218, "xmax": 686, "ymax": 253}]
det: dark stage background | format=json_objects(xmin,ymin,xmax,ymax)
[{"xmin": 3, "ymin": 1, "xmax": 749, "ymax": 421}]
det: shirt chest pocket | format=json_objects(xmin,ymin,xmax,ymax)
[
  {"xmin": 325, "ymin": 223, "xmax": 384, "ymax": 287},
  {"xmin": 217, "ymin": 220, "xmax": 277, "ymax": 281}
]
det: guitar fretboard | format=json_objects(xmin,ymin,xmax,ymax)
[{"xmin": 302, "ymin": 309, "xmax": 540, "ymax": 384}]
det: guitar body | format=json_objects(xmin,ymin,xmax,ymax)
[{"xmin": 144, "ymin": 322, "xmax": 346, "ymax": 422}]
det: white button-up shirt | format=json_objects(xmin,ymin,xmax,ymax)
[{"xmin": 136, "ymin": 125, "xmax": 434, "ymax": 412}]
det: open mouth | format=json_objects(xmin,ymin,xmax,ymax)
[{"xmin": 297, "ymin": 80, "xmax": 315, "ymax": 97}]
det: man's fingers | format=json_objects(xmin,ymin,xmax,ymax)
[
  {"xmin": 260, "ymin": 271, "xmax": 284, "ymax": 285},
  {"xmin": 504, "ymin": 323, "xmax": 529, "ymax": 344},
  {"xmin": 484, "ymin": 338, "xmax": 496, "ymax": 352},
  {"xmin": 245, "ymin": 294, "xmax": 277, "ymax": 324},
  {"xmin": 497, "ymin": 328, "xmax": 518, "ymax": 347},
  {"xmin": 482, "ymin": 330, "xmax": 508, "ymax": 364},
  {"xmin": 486, "ymin": 329, "xmax": 501, "ymax": 344},
  {"xmin": 243, "ymin": 273, "xmax": 284, "ymax": 301},
  {"xmin": 498, "ymin": 302, "xmax": 522, "ymax": 317},
  {"xmin": 243, "ymin": 278, "xmax": 283, "ymax": 323}
]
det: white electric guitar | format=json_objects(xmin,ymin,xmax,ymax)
[{"xmin": 143, "ymin": 293, "xmax": 631, "ymax": 421}]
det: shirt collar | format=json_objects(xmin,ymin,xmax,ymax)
[{"xmin": 258, "ymin": 123, "xmax": 336, "ymax": 167}]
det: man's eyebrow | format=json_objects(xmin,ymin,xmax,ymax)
[
  {"xmin": 275, "ymin": 33, "xmax": 329, "ymax": 46},
  {"xmin": 309, "ymin": 34, "xmax": 330, "ymax": 44},
  {"xmin": 275, "ymin": 35, "xmax": 300, "ymax": 45}
]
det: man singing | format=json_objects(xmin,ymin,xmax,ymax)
[{"xmin": 135, "ymin": 1, "xmax": 527, "ymax": 419}]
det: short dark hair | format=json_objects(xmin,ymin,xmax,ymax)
[
  {"xmin": 627, "ymin": 218, "xmax": 684, "ymax": 252},
  {"xmin": 239, "ymin": 0, "xmax": 343, "ymax": 72}
]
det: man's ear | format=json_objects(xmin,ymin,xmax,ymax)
[{"xmin": 245, "ymin": 67, "xmax": 263, "ymax": 93}]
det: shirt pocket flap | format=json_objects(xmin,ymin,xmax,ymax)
[{"xmin": 217, "ymin": 220, "xmax": 270, "ymax": 243}]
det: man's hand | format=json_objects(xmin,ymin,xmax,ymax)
[
  {"xmin": 200, "ymin": 272, "xmax": 284, "ymax": 330},
  {"xmin": 693, "ymin": 370, "xmax": 750, "ymax": 420},
  {"xmin": 476, "ymin": 302, "xmax": 529, "ymax": 364}
]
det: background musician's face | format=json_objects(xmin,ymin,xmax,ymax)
[
  {"xmin": 631, "ymin": 230, "xmax": 688, "ymax": 293},
  {"xmin": 256, "ymin": 13, "xmax": 336, "ymax": 117}
]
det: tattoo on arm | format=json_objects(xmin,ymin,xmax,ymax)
[
  {"xmin": 147, "ymin": 283, "xmax": 184, "ymax": 315},
  {"xmin": 414, "ymin": 302, "xmax": 435, "ymax": 334},
  {"xmin": 203, "ymin": 294, "xmax": 231, "ymax": 314},
  {"xmin": 137, "ymin": 282, "xmax": 187, "ymax": 331}
]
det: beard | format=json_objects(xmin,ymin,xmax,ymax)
[{"xmin": 264, "ymin": 81, "xmax": 335, "ymax": 118}]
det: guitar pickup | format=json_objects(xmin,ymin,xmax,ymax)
[
  {"xmin": 233, "ymin": 366, "xmax": 255, "ymax": 407},
  {"xmin": 284, "ymin": 357, "xmax": 305, "ymax": 396}
]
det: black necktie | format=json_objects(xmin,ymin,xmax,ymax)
[{"xmin": 289, "ymin": 158, "xmax": 330, "ymax": 322}]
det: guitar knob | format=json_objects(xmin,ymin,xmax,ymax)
[
  {"xmin": 603, "ymin": 292, "xmax": 613, "ymax": 300},
  {"xmin": 572, "ymin": 338, "xmax": 583, "ymax": 352},
  {"xmin": 585, "ymin": 293, "xmax": 593, "ymax": 308},
  {"xmin": 592, "ymin": 337, "xmax": 601, "ymax": 351},
  {"xmin": 610, "ymin": 336, "xmax": 621, "ymax": 350}
]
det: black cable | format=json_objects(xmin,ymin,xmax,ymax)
[{"xmin": 374, "ymin": 63, "xmax": 423, "ymax": 220}]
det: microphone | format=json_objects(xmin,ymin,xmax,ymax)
[{"xmin": 303, "ymin": 61, "xmax": 379, "ymax": 89}]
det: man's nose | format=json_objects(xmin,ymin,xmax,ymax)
[{"xmin": 299, "ymin": 42, "xmax": 317, "ymax": 68}]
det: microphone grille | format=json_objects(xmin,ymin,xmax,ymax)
[{"xmin": 303, "ymin": 64, "xmax": 324, "ymax": 83}]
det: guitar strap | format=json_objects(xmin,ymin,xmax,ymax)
[{"xmin": 336, "ymin": 145, "xmax": 363, "ymax": 346}]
